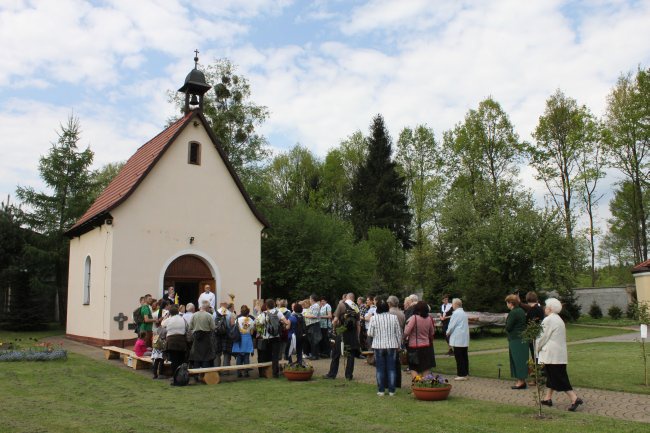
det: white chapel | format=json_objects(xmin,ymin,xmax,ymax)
[{"xmin": 64, "ymin": 54, "xmax": 267, "ymax": 346}]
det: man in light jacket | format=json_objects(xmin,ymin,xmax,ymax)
[{"xmin": 446, "ymin": 298, "xmax": 469, "ymax": 381}]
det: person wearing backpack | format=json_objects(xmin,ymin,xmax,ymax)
[
  {"xmin": 132, "ymin": 296, "xmax": 145, "ymax": 334},
  {"xmin": 324, "ymin": 293, "xmax": 360, "ymax": 381},
  {"xmin": 254, "ymin": 299, "xmax": 290, "ymax": 378},
  {"xmin": 287, "ymin": 304, "xmax": 306, "ymax": 365},
  {"xmin": 232, "ymin": 305, "xmax": 255, "ymax": 377},
  {"xmin": 214, "ymin": 303, "xmax": 234, "ymax": 369}
]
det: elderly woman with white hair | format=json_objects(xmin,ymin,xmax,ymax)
[
  {"xmin": 446, "ymin": 298, "xmax": 470, "ymax": 380},
  {"xmin": 536, "ymin": 298, "xmax": 584, "ymax": 411}
]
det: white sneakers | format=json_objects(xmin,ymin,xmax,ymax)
[
  {"xmin": 454, "ymin": 376, "xmax": 469, "ymax": 381},
  {"xmin": 377, "ymin": 392, "xmax": 385, "ymax": 396},
  {"xmin": 377, "ymin": 391, "xmax": 396, "ymax": 396}
]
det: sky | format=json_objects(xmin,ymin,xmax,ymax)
[{"xmin": 1, "ymin": 0, "xmax": 649, "ymax": 240}]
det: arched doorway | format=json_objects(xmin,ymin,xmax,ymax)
[{"xmin": 163, "ymin": 255, "xmax": 215, "ymax": 307}]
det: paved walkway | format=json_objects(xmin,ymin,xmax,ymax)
[{"xmin": 49, "ymin": 335, "xmax": 650, "ymax": 424}]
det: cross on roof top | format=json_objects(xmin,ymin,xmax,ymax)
[{"xmin": 194, "ymin": 49, "xmax": 199, "ymax": 69}]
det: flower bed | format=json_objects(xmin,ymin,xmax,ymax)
[{"xmin": 0, "ymin": 340, "xmax": 67, "ymax": 362}]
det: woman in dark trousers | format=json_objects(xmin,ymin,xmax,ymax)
[{"xmin": 162, "ymin": 306, "xmax": 188, "ymax": 380}]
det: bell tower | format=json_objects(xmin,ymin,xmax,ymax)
[{"xmin": 178, "ymin": 49, "xmax": 212, "ymax": 114}]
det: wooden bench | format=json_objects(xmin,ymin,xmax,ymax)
[
  {"xmin": 102, "ymin": 346, "xmax": 153, "ymax": 370},
  {"xmin": 188, "ymin": 362, "xmax": 273, "ymax": 385}
]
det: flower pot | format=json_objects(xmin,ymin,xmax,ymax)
[
  {"xmin": 411, "ymin": 385, "xmax": 452, "ymax": 401},
  {"xmin": 283, "ymin": 369, "xmax": 314, "ymax": 381}
]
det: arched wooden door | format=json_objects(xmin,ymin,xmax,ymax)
[{"xmin": 163, "ymin": 255, "xmax": 215, "ymax": 307}]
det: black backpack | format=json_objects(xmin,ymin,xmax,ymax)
[
  {"xmin": 132, "ymin": 306, "xmax": 144, "ymax": 334},
  {"xmin": 173, "ymin": 363, "xmax": 190, "ymax": 386},
  {"xmin": 266, "ymin": 311, "xmax": 281, "ymax": 338},
  {"xmin": 294, "ymin": 313, "xmax": 307, "ymax": 338},
  {"xmin": 215, "ymin": 313, "xmax": 228, "ymax": 336},
  {"xmin": 343, "ymin": 304, "xmax": 360, "ymax": 330}
]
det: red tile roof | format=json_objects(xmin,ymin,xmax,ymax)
[
  {"xmin": 66, "ymin": 111, "xmax": 268, "ymax": 237},
  {"xmin": 633, "ymin": 259, "xmax": 650, "ymax": 274}
]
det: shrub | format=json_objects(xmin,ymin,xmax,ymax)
[
  {"xmin": 588, "ymin": 301, "xmax": 603, "ymax": 319},
  {"xmin": 558, "ymin": 288, "xmax": 581, "ymax": 322},
  {"xmin": 626, "ymin": 302, "xmax": 637, "ymax": 319},
  {"xmin": 608, "ymin": 305, "xmax": 623, "ymax": 320}
]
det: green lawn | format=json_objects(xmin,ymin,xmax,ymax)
[
  {"xmin": 433, "ymin": 342, "xmax": 650, "ymax": 395},
  {"xmin": 0, "ymin": 354, "xmax": 647, "ymax": 433},
  {"xmin": 433, "ymin": 324, "xmax": 633, "ymax": 354},
  {"xmin": 576, "ymin": 316, "xmax": 639, "ymax": 327},
  {"xmin": 0, "ymin": 325, "xmax": 64, "ymax": 349}
]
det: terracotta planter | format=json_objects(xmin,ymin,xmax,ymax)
[
  {"xmin": 411, "ymin": 385, "xmax": 452, "ymax": 401},
  {"xmin": 283, "ymin": 369, "xmax": 314, "ymax": 381}
]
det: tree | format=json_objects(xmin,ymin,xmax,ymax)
[
  {"xmin": 443, "ymin": 97, "xmax": 522, "ymax": 197},
  {"xmin": 529, "ymin": 90, "xmax": 597, "ymax": 254},
  {"xmin": 366, "ymin": 227, "xmax": 407, "ymax": 296},
  {"xmin": 16, "ymin": 115, "xmax": 94, "ymax": 324},
  {"xmin": 170, "ymin": 58, "xmax": 270, "ymax": 180},
  {"xmin": 350, "ymin": 115, "xmax": 412, "ymax": 248},
  {"xmin": 604, "ymin": 68, "xmax": 650, "ymax": 261},
  {"xmin": 575, "ymin": 119, "xmax": 606, "ymax": 286},
  {"xmin": 607, "ymin": 181, "xmax": 649, "ymax": 263},
  {"xmin": 261, "ymin": 205, "xmax": 374, "ymax": 302},
  {"xmin": 266, "ymin": 145, "xmax": 322, "ymax": 208},
  {"xmin": 396, "ymin": 125, "xmax": 444, "ymax": 289},
  {"xmin": 320, "ymin": 131, "xmax": 368, "ymax": 219}
]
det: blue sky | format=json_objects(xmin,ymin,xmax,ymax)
[{"xmin": 1, "ymin": 0, "xmax": 649, "ymax": 237}]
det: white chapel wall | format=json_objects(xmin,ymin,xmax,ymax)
[
  {"xmin": 67, "ymin": 225, "xmax": 113, "ymax": 340},
  {"xmin": 107, "ymin": 121, "xmax": 263, "ymax": 341}
]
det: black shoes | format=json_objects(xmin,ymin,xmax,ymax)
[
  {"xmin": 568, "ymin": 398, "xmax": 584, "ymax": 412},
  {"xmin": 541, "ymin": 399, "xmax": 553, "ymax": 407},
  {"xmin": 322, "ymin": 374, "xmax": 335, "ymax": 379},
  {"xmin": 511, "ymin": 383, "xmax": 527, "ymax": 390}
]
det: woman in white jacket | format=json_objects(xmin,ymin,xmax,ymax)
[{"xmin": 535, "ymin": 298, "xmax": 584, "ymax": 411}]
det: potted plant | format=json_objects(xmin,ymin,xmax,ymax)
[
  {"xmin": 283, "ymin": 363, "xmax": 314, "ymax": 381},
  {"xmin": 411, "ymin": 373, "xmax": 452, "ymax": 401}
]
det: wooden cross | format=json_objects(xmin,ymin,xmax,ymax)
[
  {"xmin": 113, "ymin": 312, "xmax": 128, "ymax": 330},
  {"xmin": 253, "ymin": 278, "xmax": 263, "ymax": 299}
]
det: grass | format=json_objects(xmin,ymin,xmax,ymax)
[
  {"xmin": 576, "ymin": 316, "xmax": 639, "ymax": 327},
  {"xmin": 0, "ymin": 354, "xmax": 648, "ymax": 433},
  {"xmin": 0, "ymin": 325, "xmax": 65, "ymax": 349},
  {"xmin": 433, "ymin": 342, "xmax": 650, "ymax": 395},
  {"xmin": 432, "ymin": 324, "xmax": 634, "ymax": 354}
]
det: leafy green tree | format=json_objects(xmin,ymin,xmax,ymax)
[
  {"xmin": 351, "ymin": 115, "xmax": 412, "ymax": 248},
  {"xmin": 90, "ymin": 162, "xmax": 124, "ymax": 200},
  {"xmin": 261, "ymin": 206, "xmax": 374, "ymax": 302},
  {"xmin": 604, "ymin": 68, "xmax": 650, "ymax": 261},
  {"xmin": 266, "ymin": 145, "xmax": 322, "ymax": 208},
  {"xmin": 320, "ymin": 131, "xmax": 368, "ymax": 219},
  {"xmin": 443, "ymin": 97, "xmax": 523, "ymax": 197},
  {"xmin": 366, "ymin": 227, "xmax": 407, "ymax": 296},
  {"xmin": 170, "ymin": 58, "xmax": 270, "ymax": 180},
  {"xmin": 16, "ymin": 115, "xmax": 94, "ymax": 323},
  {"xmin": 575, "ymin": 120, "xmax": 606, "ymax": 286},
  {"xmin": 606, "ymin": 181, "xmax": 649, "ymax": 263},
  {"xmin": 396, "ymin": 125, "xmax": 444, "ymax": 290},
  {"xmin": 0, "ymin": 197, "xmax": 55, "ymax": 330},
  {"xmin": 529, "ymin": 90, "xmax": 598, "ymax": 253}
]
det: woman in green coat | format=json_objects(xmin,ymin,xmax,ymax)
[{"xmin": 505, "ymin": 294, "xmax": 528, "ymax": 389}]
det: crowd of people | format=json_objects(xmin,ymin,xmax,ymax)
[{"xmin": 131, "ymin": 285, "xmax": 583, "ymax": 410}]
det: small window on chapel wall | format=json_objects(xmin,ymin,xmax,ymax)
[
  {"xmin": 83, "ymin": 256, "xmax": 91, "ymax": 305},
  {"xmin": 188, "ymin": 142, "xmax": 201, "ymax": 165}
]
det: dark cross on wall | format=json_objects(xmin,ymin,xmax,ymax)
[
  {"xmin": 113, "ymin": 312, "xmax": 128, "ymax": 330},
  {"xmin": 253, "ymin": 278, "xmax": 263, "ymax": 299}
]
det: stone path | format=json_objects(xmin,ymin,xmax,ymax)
[{"xmin": 49, "ymin": 335, "xmax": 650, "ymax": 424}]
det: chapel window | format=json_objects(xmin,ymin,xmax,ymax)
[
  {"xmin": 188, "ymin": 142, "xmax": 201, "ymax": 165},
  {"xmin": 83, "ymin": 256, "xmax": 91, "ymax": 305}
]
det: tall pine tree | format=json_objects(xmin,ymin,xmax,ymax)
[
  {"xmin": 16, "ymin": 115, "xmax": 94, "ymax": 324},
  {"xmin": 351, "ymin": 114, "xmax": 412, "ymax": 248}
]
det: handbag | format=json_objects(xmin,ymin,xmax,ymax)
[
  {"xmin": 257, "ymin": 338, "xmax": 268, "ymax": 351},
  {"xmin": 229, "ymin": 317, "xmax": 242, "ymax": 342},
  {"xmin": 407, "ymin": 316, "xmax": 420, "ymax": 365}
]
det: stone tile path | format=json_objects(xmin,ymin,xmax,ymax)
[{"xmin": 49, "ymin": 335, "xmax": 650, "ymax": 423}]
